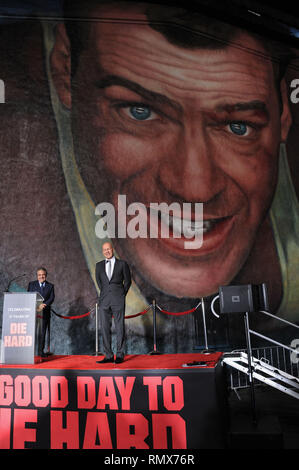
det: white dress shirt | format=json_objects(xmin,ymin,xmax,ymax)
[{"xmin": 105, "ymin": 256, "xmax": 115, "ymax": 279}]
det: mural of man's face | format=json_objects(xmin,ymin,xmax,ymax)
[{"xmin": 52, "ymin": 4, "xmax": 291, "ymax": 299}]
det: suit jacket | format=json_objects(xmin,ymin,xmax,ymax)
[
  {"xmin": 96, "ymin": 258, "xmax": 131, "ymax": 303},
  {"xmin": 27, "ymin": 280, "xmax": 55, "ymax": 311}
]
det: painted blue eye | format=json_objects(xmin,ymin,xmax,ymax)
[
  {"xmin": 229, "ymin": 122, "xmax": 248, "ymax": 135},
  {"xmin": 129, "ymin": 106, "xmax": 151, "ymax": 120}
]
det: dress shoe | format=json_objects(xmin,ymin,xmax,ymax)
[
  {"xmin": 115, "ymin": 356, "xmax": 124, "ymax": 364},
  {"xmin": 96, "ymin": 357, "xmax": 114, "ymax": 364}
]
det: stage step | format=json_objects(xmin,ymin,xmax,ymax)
[{"xmin": 222, "ymin": 352, "xmax": 299, "ymax": 400}]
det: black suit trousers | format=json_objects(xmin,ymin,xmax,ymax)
[{"xmin": 99, "ymin": 299, "xmax": 126, "ymax": 358}]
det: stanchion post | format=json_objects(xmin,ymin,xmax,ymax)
[
  {"xmin": 201, "ymin": 298, "xmax": 209, "ymax": 351},
  {"xmin": 95, "ymin": 303, "xmax": 99, "ymax": 356},
  {"xmin": 149, "ymin": 299, "xmax": 161, "ymax": 355},
  {"xmin": 198, "ymin": 298, "xmax": 213, "ymax": 353}
]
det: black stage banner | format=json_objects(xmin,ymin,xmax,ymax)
[{"xmin": 0, "ymin": 365, "xmax": 228, "ymax": 449}]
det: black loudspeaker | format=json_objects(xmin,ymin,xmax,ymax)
[{"xmin": 219, "ymin": 284, "xmax": 269, "ymax": 314}]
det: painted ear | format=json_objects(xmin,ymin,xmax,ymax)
[
  {"xmin": 280, "ymin": 79, "xmax": 292, "ymax": 142},
  {"xmin": 50, "ymin": 23, "xmax": 71, "ymax": 109}
]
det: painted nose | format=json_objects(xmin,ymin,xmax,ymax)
[{"xmin": 159, "ymin": 125, "xmax": 226, "ymax": 204}]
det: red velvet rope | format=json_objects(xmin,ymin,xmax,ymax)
[
  {"xmin": 51, "ymin": 309, "xmax": 92, "ymax": 320},
  {"xmin": 125, "ymin": 305, "xmax": 152, "ymax": 319},
  {"xmin": 156, "ymin": 302, "xmax": 201, "ymax": 316},
  {"xmin": 49, "ymin": 306, "xmax": 152, "ymax": 321},
  {"xmin": 47, "ymin": 301, "xmax": 200, "ymax": 320}
]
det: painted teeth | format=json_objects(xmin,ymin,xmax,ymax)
[{"xmin": 159, "ymin": 213, "xmax": 213, "ymax": 236}]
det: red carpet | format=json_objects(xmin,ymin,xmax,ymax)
[{"xmin": 0, "ymin": 352, "xmax": 222, "ymax": 370}]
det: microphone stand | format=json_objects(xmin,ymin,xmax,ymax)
[{"xmin": 5, "ymin": 273, "xmax": 26, "ymax": 292}]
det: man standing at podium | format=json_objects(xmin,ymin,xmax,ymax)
[{"xmin": 27, "ymin": 267, "xmax": 55, "ymax": 357}]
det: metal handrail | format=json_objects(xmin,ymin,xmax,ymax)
[
  {"xmin": 259, "ymin": 310, "xmax": 299, "ymax": 329},
  {"xmin": 248, "ymin": 310, "xmax": 299, "ymax": 356}
]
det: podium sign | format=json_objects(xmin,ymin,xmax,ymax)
[{"xmin": 1, "ymin": 292, "xmax": 43, "ymax": 364}]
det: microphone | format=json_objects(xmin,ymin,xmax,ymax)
[{"xmin": 6, "ymin": 273, "xmax": 26, "ymax": 292}]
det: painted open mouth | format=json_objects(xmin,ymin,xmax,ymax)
[{"xmin": 145, "ymin": 204, "xmax": 236, "ymax": 254}]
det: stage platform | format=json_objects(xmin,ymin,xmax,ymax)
[
  {"xmin": 0, "ymin": 352, "xmax": 223, "ymax": 370},
  {"xmin": 0, "ymin": 353, "xmax": 229, "ymax": 450}
]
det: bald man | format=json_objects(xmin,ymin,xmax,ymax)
[{"xmin": 95, "ymin": 242, "xmax": 131, "ymax": 363}]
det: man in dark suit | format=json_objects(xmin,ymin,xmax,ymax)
[
  {"xmin": 27, "ymin": 267, "xmax": 55, "ymax": 357},
  {"xmin": 96, "ymin": 242, "xmax": 131, "ymax": 364}
]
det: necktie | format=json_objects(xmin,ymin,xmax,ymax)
[{"xmin": 106, "ymin": 260, "xmax": 112, "ymax": 281}]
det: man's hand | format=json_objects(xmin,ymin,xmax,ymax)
[{"xmin": 37, "ymin": 303, "xmax": 46, "ymax": 312}]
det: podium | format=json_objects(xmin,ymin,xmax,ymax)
[{"xmin": 1, "ymin": 292, "xmax": 44, "ymax": 364}]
